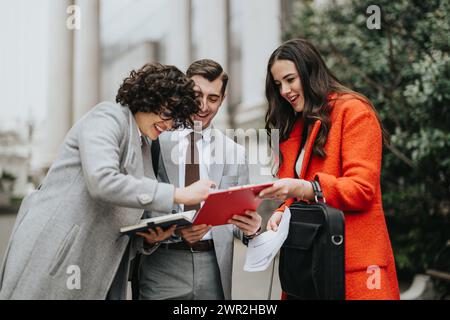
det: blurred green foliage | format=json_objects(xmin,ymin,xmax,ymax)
[
  {"xmin": 0, "ymin": 171, "xmax": 16, "ymax": 182},
  {"xmin": 285, "ymin": 0, "xmax": 450, "ymax": 285}
]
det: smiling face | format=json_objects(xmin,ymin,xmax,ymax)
[
  {"xmin": 270, "ymin": 59, "xmax": 305, "ymax": 113},
  {"xmin": 191, "ymin": 75, "xmax": 224, "ymax": 129},
  {"xmin": 134, "ymin": 110, "xmax": 174, "ymax": 140}
]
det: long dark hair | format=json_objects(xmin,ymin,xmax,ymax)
[{"xmin": 265, "ymin": 39, "xmax": 388, "ymax": 166}]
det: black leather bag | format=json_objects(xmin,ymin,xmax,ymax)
[{"xmin": 279, "ymin": 181, "xmax": 345, "ymax": 300}]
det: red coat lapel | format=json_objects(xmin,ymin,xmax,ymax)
[
  {"xmin": 278, "ymin": 118, "xmax": 321, "ymax": 180},
  {"xmin": 299, "ymin": 120, "xmax": 321, "ymax": 179}
]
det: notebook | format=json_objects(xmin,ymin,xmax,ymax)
[
  {"xmin": 120, "ymin": 182, "xmax": 274, "ymax": 234},
  {"xmin": 120, "ymin": 210, "xmax": 196, "ymax": 235}
]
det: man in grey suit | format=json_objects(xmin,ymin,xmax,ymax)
[
  {"xmin": 0, "ymin": 63, "xmax": 215, "ymax": 300},
  {"xmin": 137, "ymin": 59, "xmax": 262, "ymax": 300}
]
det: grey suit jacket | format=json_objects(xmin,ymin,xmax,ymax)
[
  {"xmin": 0, "ymin": 102, "xmax": 175, "ymax": 300},
  {"xmin": 143, "ymin": 128, "xmax": 250, "ymax": 300}
]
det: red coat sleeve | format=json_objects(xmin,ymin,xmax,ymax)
[{"xmin": 315, "ymin": 108, "xmax": 382, "ymax": 211}]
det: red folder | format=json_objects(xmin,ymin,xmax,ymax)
[{"xmin": 192, "ymin": 182, "xmax": 274, "ymax": 226}]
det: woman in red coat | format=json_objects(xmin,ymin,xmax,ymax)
[{"xmin": 259, "ymin": 39, "xmax": 400, "ymax": 300}]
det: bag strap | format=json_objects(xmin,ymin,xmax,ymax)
[
  {"xmin": 310, "ymin": 181, "xmax": 343, "ymax": 241},
  {"xmin": 312, "ymin": 180, "xmax": 344, "ymax": 247},
  {"xmin": 311, "ymin": 180, "xmax": 326, "ymax": 203}
]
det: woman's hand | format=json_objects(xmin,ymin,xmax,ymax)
[
  {"xmin": 258, "ymin": 178, "xmax": 313, "ymax": 201},
  {"xmin": 266, "ymin": 211, "xmax": 283, "ymax": 232},
  {"xmin": 136, "ymin": 225, "xmax": 177, "ymax": 245},
  {"xmin": 228, "ymin": 210, "xmax": 262, "ymax": 236},
  {"xmin": 174, "ymin": 179, "xmax": 216, "ymax": 206}
]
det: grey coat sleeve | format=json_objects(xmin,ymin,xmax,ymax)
[
  {"xmin": 133, "ymin": 237, "xmax": 161, "ymax": 256},
  {"xmin": 77, "ymin": 104, "xmax": 175, "ymax": 213}
]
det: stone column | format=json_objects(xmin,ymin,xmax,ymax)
[
  {"xmin": 191, "ymin": 0, "xmax": 230, "ymax": 129},
  {"xmin": 40, "ymin": 0, "xmax": 74, "ymax": 169},
  {"xmin": 237, "ymin": 0, "xmax": 281, "ymax": 128},
  {"xmin": 165, "ymin": 0, "xmax": 192, "ymax": 72},
  {"xmin": 72, "ymin": 0, "xmax": 100, "ymax": 122},
  {"xmin": 236, "ymin": 0, "xmax": 281, "ymax": 183}
]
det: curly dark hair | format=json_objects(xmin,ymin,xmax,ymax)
[{"xmin": 116, "ymin": 63, "xmax": 199, "ymax": 129}]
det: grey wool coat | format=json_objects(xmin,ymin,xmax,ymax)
[{"xmin": 0, "ymin": 102, "xmax": 174, "ymax": 299}]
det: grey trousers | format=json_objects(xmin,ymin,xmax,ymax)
[{"xmin": 138, "ymin": 247, "xmax": 224, "ymax": 300}]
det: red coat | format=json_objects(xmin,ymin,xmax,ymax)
[{"xmin": 276, "ymin": 94, "xmax": 400, "ymax": 300}]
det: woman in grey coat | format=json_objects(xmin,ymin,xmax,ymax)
[{"xmin": 0, "ymin": 63, "xmax": 214, "ymax": 300}]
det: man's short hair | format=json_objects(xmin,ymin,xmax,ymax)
[{"xmin": 186, "ymin": 59, "xmax": 228, "ymax": 97}]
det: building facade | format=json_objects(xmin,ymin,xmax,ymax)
[{"xmin": 0, "ymin": 0, "xmax": 304, "ymax": 196}]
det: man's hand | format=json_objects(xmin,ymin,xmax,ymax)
[
  {"xmin": 176, "ymin": 224, "xmax": 211, "ymax": 245},
  {"xmin": 136, "ymin": 225, "xmax": 177, "ymax": 245},
  {"xmin": 228, "ymin": 210, "xmax": 262, "ymax": 236}
]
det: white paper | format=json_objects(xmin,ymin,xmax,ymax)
[{"xmin": 244, "ymin": 207, "xmax": 291, "ymax": 272}]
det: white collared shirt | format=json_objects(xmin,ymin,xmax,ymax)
[
  {"xmin": 295, "ymin": 147, "xmax": 305, "ymax": 177},
  {"xmin": 178, "ymin": 126, "xmax": 213, "ymax": 240}
]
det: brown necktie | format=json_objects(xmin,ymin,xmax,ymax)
[{"xmin": 184, "ymin": 131, "xmax": 202, "ymax": 212}]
